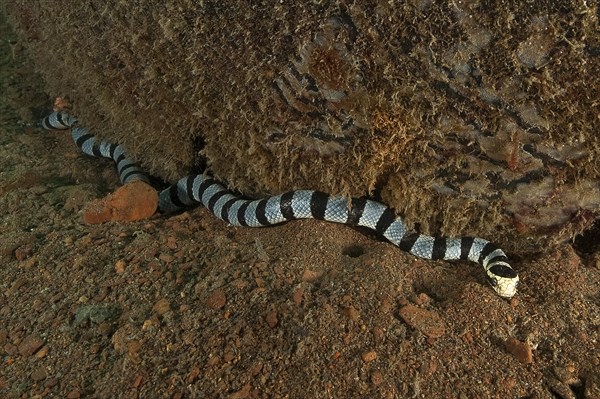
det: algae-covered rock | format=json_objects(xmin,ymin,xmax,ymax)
[{"xmin": 4, "ymin": 1, "xmax": 599, "ymax": 251}]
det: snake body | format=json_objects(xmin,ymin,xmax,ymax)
[
  {"xmin": 42, "ymin": 111, "xmax": 519, "ymax": 298},
  {"xmin": 42, "ymin": 112, "xmax": 149, "ymax": 184}
]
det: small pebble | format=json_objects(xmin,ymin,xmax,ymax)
[
  {"xmin": 414, "ymin": 292, "xmax": 432, "ymax": 306},
  {"xmin": 152, "ymin": 298, "xmax": 171, "ymax": 315},
  {"xmin": 31, "ymin": 366, "xmax": 47, "ymax": 381},
  {"xmin": 66, "ymin": 389, "xmax": 81, "ymax": 399},
  {"xmin": 301, "ymin": 269, "xmax": 322, "ymax": 282},
  {"xmin": 127, "ymin": 340, "xmax": 142, "ymax": 363},
  {"xmin": 112, "ymin": 327, "xmax": 128, "ymax": 353},
  {"xmin": 207, "ymin": 356, "xmax": 220, "ymax": 366},
  {"xmin": 18, "ymin": 334, "xmax": 44, "ymax": 356},
  {"xmin": 378, "ymin": 295, "xmax": 393, "ymax": 313},
  {"xmin": 8, "ymin": 278, "xmax": 27, "ymax": 296},
  {"xmin": 114, "ymin": 259, "xmax": 126, "ymax": 274},
  {"xmin": 166, "ymin": 236, "xmax": 178, "ymax": 250},
  {"xmin": 398, "ymin": 304, "xmax": 446, "ymax": 338},
  {"xmin": 159, "ymin": 253, "xmax": 174, "ymax": 263},
  {"xmin": 4, "ymin": 343, "xmax": 18, "ymax": 356},
  {"xmin": 372, "ymin": 326, "xmax": 385, "ymax": 343},
  {"xmin": 361, "ymin": 351, "xmax": 377, "ymax": 362},
  {"xmin": 502, "ymin": 376, "xmax": 517, "ymax": 390},
  {"xmin": 266, "ymin": 310, "xmax": 278, "ymax": 328},
  {"xmin": 14, "ymin": 245, "xmax": 32, "ymax": 261},
  {"xmin": 44, "ymin": 377, "xmax": 58, "ymax": 388},
  {"xmin": 35, "ymin": 345, "xmax": 49, "ymax": 358},
  {"xmin": 207, "ymin": 289, "xmax": 227, "ymax": 309},
  {"xmin": 132, "ymin": 375, "xmax": 143, "ymax": 388},
  {"xmin": 128, "ymin": 340, "xmax": 142, "ymax": 354},
  {"xmin": 229, "ymin": 384, "xmax": 251, "ymax": 399},
  {"xmin": 342, "ymin": 305, "xmax": 360, "ymax": 321},
  {"xmin": 223, "ymin": 352, "xmax": 236, "ymax": 363},
  {"xmin": 419, "ymin": 358, "xmax": 438, "ymax": 376},
  {"xmin": 187, "ymin": 367, "xmax": 201, "ymax": 383},
  {"xmin": 371, "ymin": 370, "xmax": 384, "ymax": 385},
  {"xmin": 250, "ymin": 361, "xmax": 263, "ymax": 376},
  {"xmin": 142, "ymin": 319, "xmax": 158, "ymax": 331},
  {"xmin": 504, "ymin": 337, "xmax": 533, "ymax": 364},
  {"xmin": 292, "ymin": 287, "xmax": 304, "ymax": 304}
]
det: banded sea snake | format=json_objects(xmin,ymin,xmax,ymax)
[{"xmin": 42, "ymin": 111, "xmax": 519, "ymax": 298}]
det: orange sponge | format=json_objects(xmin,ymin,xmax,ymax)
[{"xmin": 82, "ymin": 180, "xmax": 158, "ymax": 224}]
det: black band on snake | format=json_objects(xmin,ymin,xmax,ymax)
[{"xmin": 42, "ymin": 111, "xmax": 520, "ymax": 298}]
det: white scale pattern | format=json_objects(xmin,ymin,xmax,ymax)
[
  {"xmin": 200, "ymin": 183, "xmax": 222, "ymax": 207},
  {"xmin": 323, "ymin": 196, "xmax": 349, "ymax": 223},
  {"xmin": 468, "ymin": 237, "xmax": 489, "ymax": 263},
  {"xmin": 175, "ymin": 179, "xmax": 191, "ymax": 205},
  {"xmin": 264, "ymin": 195, "xmax": 286, "ymax": 224},
  {"xmin": 212, "ymin": 193, "xmax": 236, "ymax": 219},
  {"xmin": 98, "ymin": 142, "xmax": 113, "ymax": 158},
  {"xmin": 44, "ymin": 113, "xmax": 63, "ymax": 129},
  {"xmin": 443, "ymin": 238, "xmax": 463, "ymax": 260},
  {"xmin": 227, "ymin": 200, "xmax": 246, "ymax": 225},
  {"xmin": 482, "ymin": 248, "xmax": 505, "ymax": 267},
  {"xmin": 72, "ymin": 127, "xmax": 96, "ymax": 155},
  {"xmin": 358, "ymin": 200, "xmax": 387, "ymax": 229},
  {"xmin": 382, "ymin": 220, "xmax": 407, "ymax": 246},
  {"xmin": 174, "ymin": 179, "xmax": 194, "ymax": 207},
  {"xmin": 191, "ymin": 176, "xmax": 206, "ymax": 202},
  {"xmin": 117, "ymin": 159, "xmax": 136, "ymax": 172},
  {"xmin": 43, "ymin": 111, "xmax": 75, "ymax": 129},
  {"xmin": 410, "ymin": 236, "xmax": 435, "ymax": 258},
  {"xmin": 113, "ymin": 145, "xmax": 125, "ymax": 161},
  {"xmin": 291, "ymin": 191, "xmax": 315, "ymax": 218},
  {"xmin": 243, "ymin": 200, "xmax": 262, "ymax": 227}
]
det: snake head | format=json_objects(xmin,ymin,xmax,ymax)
[{"xmin": 486, "ymin": 263, "xmax": 519, "ymax": 298}]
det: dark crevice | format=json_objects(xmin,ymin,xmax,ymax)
[
  {"xmin": 572, "ymin": 217, "xmax": 600, "ymax": 254},
  {"xmin": 522, "ymin": 144, "xmax": 566, "ymax": 168},
  {"xmin": 307, "ymin": 128, "xmax": 354, "ymax": 143},
  {"xmin": 342, "ymin": 245, "xmax": 365, "ymax": 258}
]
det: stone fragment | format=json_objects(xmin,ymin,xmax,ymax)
[
  {"xmin": 398, "ymin": 304, "xmax": 446, "ymax": 338},
  {"xmin": 207, "ymin": 289, "xmax": 227, "ymax": 309},
  {"xmin": 504, "ymin": 338, "xmax": 533, "ymax": 364},
  {"xmin": 361, "ymin": 351, "xmax": 377, "ymax": 362},
  {"xmin": 114, "ymin": 259, "xmax": 126, "ymax": 274},
  {"xmin": 31, "ymin": 366, "xmax": 47, "ymax": 381},
  {"xmin": 292, "ymin": 287, "xmax": 304, "ymax": 304},
  {"xmin": 266, "ymin": 310, "xmax": 278, "ymax": 328},
  {"xmin": 371, "ymin": 370, "xmax": 383, "ymax": 385},
  {"xmin": 342, "ymin": 305, "xmax": 360, "ymax": 321},
  {"xmin": 152, "ymin": 298, "xmax": 171, "ymax": 315},
  {"xmin": 187, "ymin": 367, "xmax": 201, "ymax": 383},
  {"xmin": 18, "ymin": 334, "xmax": 44, "ymax": 356},
  {"xmin": 301, "ymin": 269, "xmax": 322, "ymax": 282},
  {"xmin": 66, "ymin": 389, "xmax": 81, "ymax": 399},
  {"xmin": 35, "ymin": 345, "xmax": 49, "ymax": 358}
]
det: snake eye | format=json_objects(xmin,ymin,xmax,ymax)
[{"xmin": 486, "ymin": 275, "xmax": 498, "ymax": 287}]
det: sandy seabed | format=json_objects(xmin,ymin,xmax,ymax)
[{"xmin": 1, "ymin": 13, "xmax": 599, "ymax": 399}]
